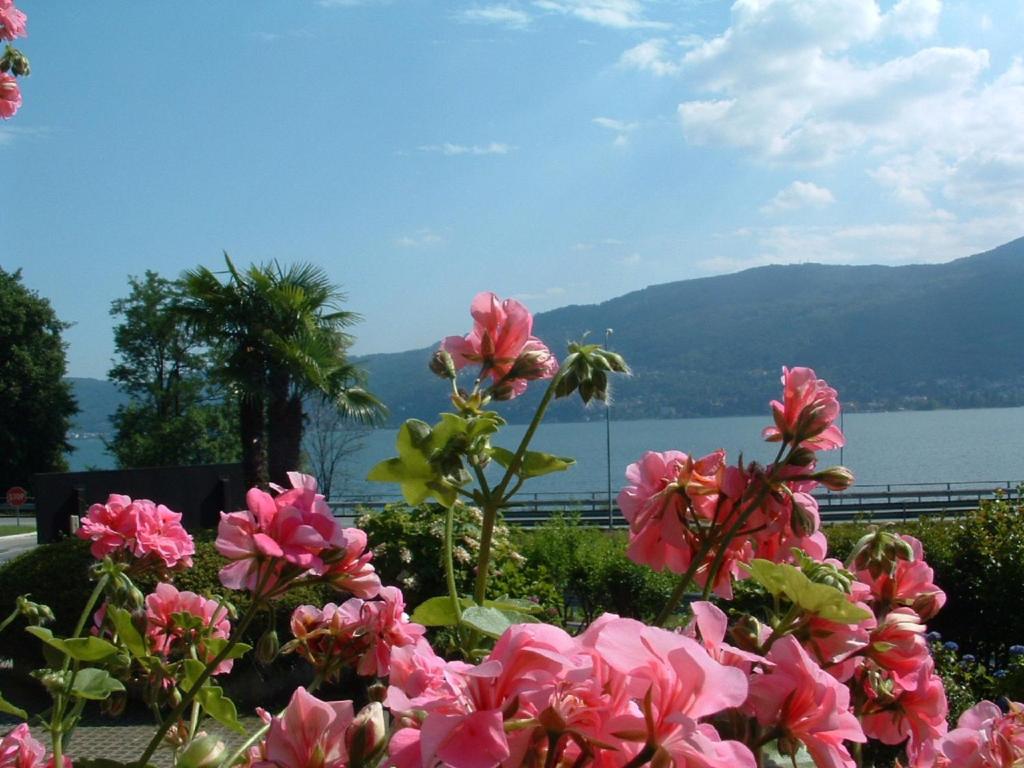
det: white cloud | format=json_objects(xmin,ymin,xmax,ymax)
[
  {"xmin": 880, "ymin": 0, "xmax": 941, "ymax": 40},
  {"xmin": 697, "ymin": 212, "xmax": 1024, "ymax": 274},
  {"xmin": 456, "ymin": 5, "xmax": 532, "ymax": 27},
  {"xmin": 619, "ymin": 38, "xmax": 681, "ymax": 76},
  {"xmin": 613, "ymin": 0, "xmax": 1024, "ymax": 217},
  {"xmin": 761, "ymin": 181, "xmax": 836, "ymax": 214},
  {"xmin": 395, "ymin": 229, "xmax": 445, "ymax": 248},
  {"xmin": 593, "ymin": 116, "xmax": 639, "ymax": 147},
  {"xmin": 532, "ymin": 0, "xmax": 669, "ymax": 29},
  {"xmin": 417, "ymin": 142, "xmax": 515, "ymax": 156}
]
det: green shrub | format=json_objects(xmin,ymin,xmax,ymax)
[
  {"xmin": 357, "ymin": 502, "xmax": 561, "ymax": 616},
  {"xmin": 516, "ymin": 515, "xmax": 675, "ymax": 627}
]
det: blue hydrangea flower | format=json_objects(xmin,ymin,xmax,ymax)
[
  {"xmin": 944, "ymin": 641, "xmax": 960, "ymax": 652},
  {"xmin": 1009, "ymin": 644, "xmax": 1024, "ymax": 656}
]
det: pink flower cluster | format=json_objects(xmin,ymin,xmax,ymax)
[
  {"xmin": 215, "ymin": 473, "xmax": 379, "ymax": 600},
  {"xmin": 384, "ymin": 615, "xmax": 758, "ymax": 768},
  {"xmin": 145, "ymin": 582, "xmax": 233, "ymax": 676},
  {"xmin": 0, "ymin": 1, "xmax": 26, "ymax": 120},
  {"xmin": 77, "ymin": 494, "xmax": 194, "ymax": 570},
  {"xmin": 618, "ymin": 450, "xmax": 826, "ymax": 597},
  {"xmin": 440, "ymin": 291, "xmax": 557, "ymax": 400},
  {"xmin": 0, "ymin": 724, "xmax": 68, "ymax": 768},
  {"xmin": 618, "ymin": 366, "xmax": 845, "ymax": 596},
  {"xmin": 937, "ymin": 699, "xmax": 1024, "ymax": 767},
  {"xmin": 288, "ymin": 586, "xmax": 425, "ymax": 679}
]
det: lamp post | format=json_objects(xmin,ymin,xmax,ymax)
[{"xmin": 605, "ymin": 328, "xmax": 614, "ymax": 529}]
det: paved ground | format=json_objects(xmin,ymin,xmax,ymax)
[
  {"xmin": 4, "ymin": 715, "xmax": 265, "ymax": 767},
  {"xmin": 0, "ymin": 532, "xmax": 37, "ymax": 565}
]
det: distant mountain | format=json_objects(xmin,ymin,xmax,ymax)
[
  {"xmin": 359, "ymin": 236, "xmax": 1024, "ymax": 424},
  {"xmin": 67, "ymin": 377, "xmax": 127, "ymax": 435}
]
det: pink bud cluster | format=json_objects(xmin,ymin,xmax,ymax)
[
  {"xmin": 440, "ymin": 291, "xmax": 558, "ymax": 400},
  {"xmin": 144, "ymin": 582, "xmax": 233, "ymax": 676},
  {"xmin": 288, "ymin": 586, "xmax": 425, "ymax": 680},
  {"xmin": 77, "ymin": 494, "xmax": 195, "ymax": 571},
  {"xmin": 215, "ymin": 472, "xmax": 379, "ymax": 600}
]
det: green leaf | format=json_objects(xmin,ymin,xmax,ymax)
[
  {"xmin": 203, "ymin": 639, "xmax": 252, "ymax": 661},
  {"xmin": 411, "ymin": 596, "xmax": 461, "ymax": 627},
  {"xmin": 26, "ymin": 626, "xmax": 119, "ymax": 662},
  {"xmin": 70, "ymin": 668, "xmax": 125, "ymax": 700},
  {"xmin": 181, "ymin": 658, "xmax": 206, "ymax": 689},
  {"xmin": 0, "ymin": 690, "xmax": 27, "ymax": 719},
  {"xmin": 107, "ymin": 606, "xmax": 148, "ymax": 660},
  {"xmin": 746, "ymin": 560, "xmax": 872, "ymax": 624},
  {"xmin": 490, "ymin": 447, "xmax": 575, "ymax": 479},
  {"xmin": 483, "ymin": 597, "xmax": 544, "ymax": 615},
  {"xmin": 368, "ymin": 420, "xmax": 458, "ymax": 507},
  {"xmin": 196, "ymin": 685, "xmax": 245, "ymax": 734},
  {"xmin": 460, "ymin": 606, "xmax": 512, "ymax": 638}
]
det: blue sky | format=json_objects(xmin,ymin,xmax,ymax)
[{"xmin": 4, "ymin": 0, "xmax": 1023, "ymax": 378}]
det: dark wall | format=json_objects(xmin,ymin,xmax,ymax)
[{"xmin": 32, "ymin": 464, "xmax": 245, "ymax": 544}]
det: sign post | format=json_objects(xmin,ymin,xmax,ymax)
[{"xmin": 6, "ymin": 486, "xmax": 27, "ymax": 528}]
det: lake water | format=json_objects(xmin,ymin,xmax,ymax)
[{"xmin": 67, "ymin": 406, "xmax": 1024, "ymax": 497}]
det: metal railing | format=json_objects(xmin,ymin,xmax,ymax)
[{"xmin": 327, "ymin": 481, "xmax": 1023, "ymax": 528}]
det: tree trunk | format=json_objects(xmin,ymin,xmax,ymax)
[
  {"xmin": 267, "ymin": 369, "xmax": 304, "ymax": 487},
  {"xmin": 239, "ymin": 392, "xmax": 267, "ymax": 489}
]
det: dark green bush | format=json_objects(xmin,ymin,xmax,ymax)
[
  {"xmin": 515, "ymin": 515, "xmax": 675, "ymax": 627},
  {"xmin": 358, "ymin": 502, "xmax": 560, "ymax": 616}
]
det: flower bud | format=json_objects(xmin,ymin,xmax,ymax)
[
  {"xmin": 255, "ymin": 628, "xmax": 280, "ymax": 667},
  {"xmin": 101, "ymin": 691, "xmax": 127, "ymax": 718},
  {"xmin": 8, "ymin": 50, "xmax": 29, "ymax": 77},
  {"xmin": 790, "ymin": 497, "xmax": 817, "ymax": 538},
  {"xmin": 346, "ymin": 702, "xmax": 387, "ymax": 768},
  {"xmin": 813, "ymin": 466, "xmax": 855, "ymax": 492},
  {"xmin": 16, "ymin": 595, "xmax": 55, "ymax": 626},
  {"xmin": 429, "ymin": 350, "xmax": 457, "ymax": 380},
  {"xmin": 506, "ymin": 347, "xmax": 554, "ymax": 381},
  {"xmin": 177, "ymin": 733, "xmax": 227, "ymax": 768},
  {"xmin": 912, "ymin": 591, "xmax": 942, "ymax": 622}
]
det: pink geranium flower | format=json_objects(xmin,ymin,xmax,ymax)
[
  {"xmin": 0, "ymin": 73, "xmax": 20, "ymax": 119},
  {"xmin": 216, "ymin": 473, "xmax": 378, "ymax": 599},
  {"xmin": 145, "ymin": 583, "xmax": 233, "ymax": 675},
  {"xmin": 855, "ymin": 535, "xmax": 946, "ymax": 620},
  {"xmin": 0, "ymin": 723, "xmax": 67, "ymax": 768},
  {"xmin": 440, "ymin": 292, "xmax": 557, "ymax": 399},
  {"xmin": 748, "ymin": 636, "xmax": 865, "ymax": 768},
  {"xmin": 288, "ymin": 587, "xmax": 424, "ymax": 680},
  {"xmin": 861, "ymin": 658, "xmax": 948, "ymax": 766},
  {"xmin": 941, "ymin": 700, "xmax": 1024, "ymax": 767},
  {"xmin": 77, "ymin": 494, "xmax": 193, "ymax": 570},
  {"xmin": 763, "ymin": 366, "xmax": 845, "ymax": 451},
  {"xmin": 249, "ymin": 687, "xmax": 355, "ymax": 768},
  {"xmin": 0, "ymin": 1, "xmax": 26, "ymax": 42}
]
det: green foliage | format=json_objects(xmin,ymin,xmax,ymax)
[
  {"xmin": 826, "ymin": 493, "xmax": 1024, "ymax": 661},
  {"xmin": 515, "ymin": 515, "xmax": 675, "ymax": 626},
  {"xmin": 0, "ymin": 267, "xmax": 77, "ymax": 487},
  {"xmin": 358, "ymin": 503, "xmax": 558, "ymax": 616},
  {"xmin": 107, "ymin": 271, "xmax": 239, "ymax": 468},
  {"xmin": 745, "ymin": 559, "xmax": 871, "ymax": 624}
]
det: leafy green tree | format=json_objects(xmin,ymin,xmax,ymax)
[
  {"xmin": 107, "ymin": 271, "xmax": 239, "ymax": 468},
  {"xmin": 0, "ymin": 268, "xmax": 77, "ymax": 487},
  {"xmin": 180, "ymin": 256, "xmax": 384, "ymax": 488}
]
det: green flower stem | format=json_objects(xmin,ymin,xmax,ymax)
[
  {"xmin": 653, "ymin": 538, "xmax": 717, "ymax": 627},
  {"xmin": 621, "ymin": 743, "xmax": 656, "ymax": 768},
  {"xmin": 444, "ymin": 502, "xmax": 463, "ymax": 625},
  {"xmin": 137, "ymin": 595, "xmax": 264, "ymax": 766},
  {"xmin": 0, "ymin": 607, "xmax": 19, "ymax": 636},
  {"xmin": 51, "ymin": 573, "xmax": 110, "ymax": 767},
  {"xmin": 473, "ymin": 373, "xmax": 561, "ymax": 606}
]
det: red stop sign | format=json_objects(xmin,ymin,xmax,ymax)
[{"xmin": 6, "ymin": 486, "xmax": 27, "ymax": 507}]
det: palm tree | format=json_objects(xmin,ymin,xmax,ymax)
[{"xmin": 179, "ymin": 255, "xmax": 385, "ymax": 488}]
